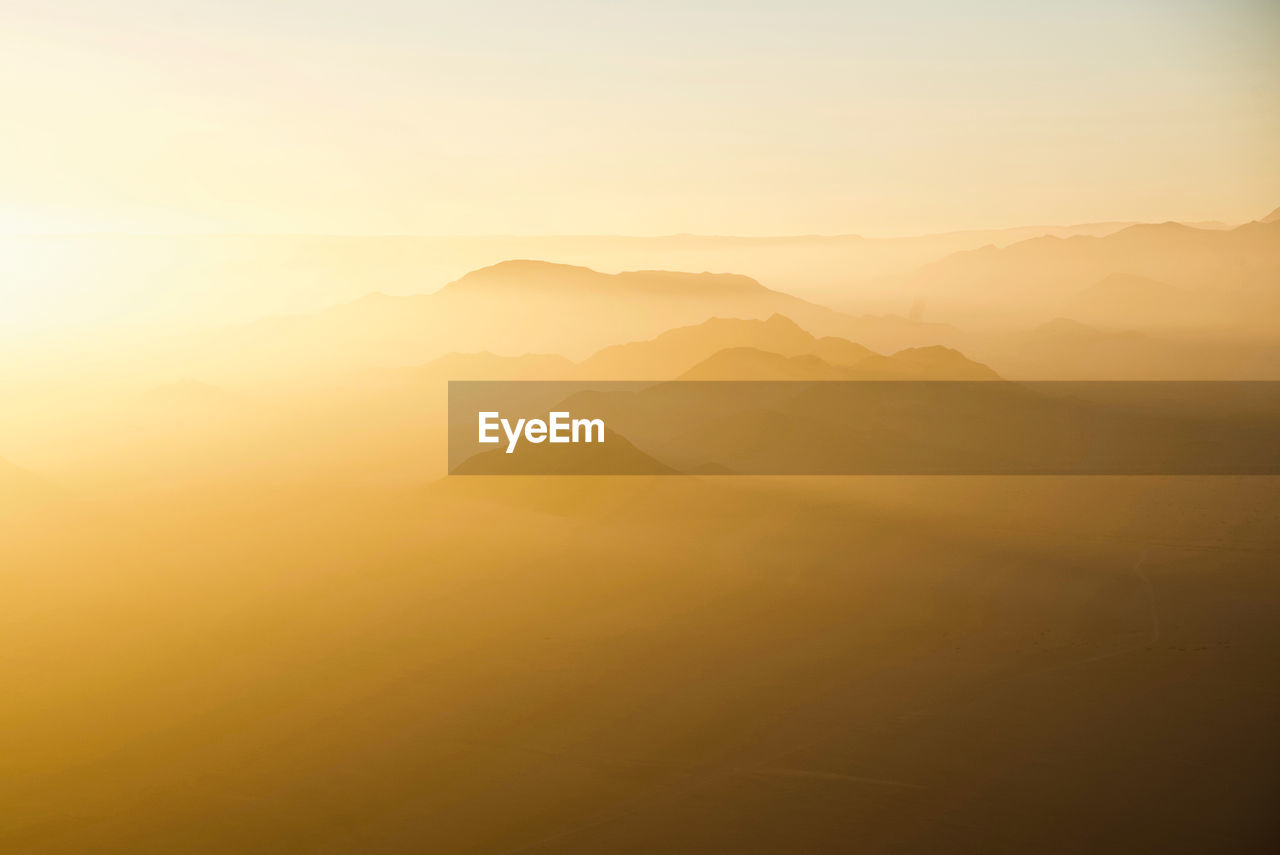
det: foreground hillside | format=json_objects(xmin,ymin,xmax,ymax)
[
  {"xmin": 1, "ymin": 231, "xmax": 1277, "ymax": 854},
  {"xmin": 2, "ymin": 475, "xmax": 1277, "ymax": 853}
]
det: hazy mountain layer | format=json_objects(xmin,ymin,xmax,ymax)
[{"xmin": 870, "ymin": 220, "xmax": 1280, "ymax": 332}]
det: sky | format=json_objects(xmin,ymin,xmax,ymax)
[{"xmin": 1, "ymin": 0, "xmax": 1277, "ymax": 236}]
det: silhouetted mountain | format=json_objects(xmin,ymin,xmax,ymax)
[
  {"xmin": 677, "ymin": 348, "xmax": 852, "ymax": 381},
  {"xmin": 442, "ymin": 260, "xmax": 768, "ymax": 298},
  {"xmin": 219, "ymin": 261, "xmax": 896, "ymax": 374},
  {"xmin": 830, "ymin": 314, "xmax": 963, "ymax": 353},
  {"xmin": 1260, "ymin": 206, "xmax": 1280, "ymax": 224},
  {"xmin": 852, "ymin": 345, "xmax": 1001, "ymax": 380},
  {"xmin": 1061, "ymin": 272, "xmax": 1207, "ymax": 331},
  {"xmin": 578, "ymin": 314, "xmax": 965, "ymax": 380},
  {"xmin": 0, "ymin": 226, "xmax": 1154, "ymax": 333},
  {"xmin": 1074, "ymin": 272, "xmax": 1182, "ymax": 312},
  {"xmin": 579, "ymin": 314, "xmax": 818, "ymax": 379},
  {"xmin": 676, "ymin": 344, "xmax": 999, "ymax": 381},
  {"xmin": 807, "ymin": 336, "xmax": 877, "ymax": 366},
  {"xmin": 883, "ymin": 220, "xmax": 1280, "ymax": 331}
]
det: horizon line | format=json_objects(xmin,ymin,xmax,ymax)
[{"xmin": 0, "ymin": 217, "xmax": 1249, "ymax": 243}]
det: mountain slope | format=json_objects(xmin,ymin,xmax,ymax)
[
  {"xmin": 881, "ymin": 219, "xmax": 1280, "ymax": 330},
  {"xmin": 578, "ymin": 314, "xmax": 818, "ymax": 379},
  {"xmin": 213, "ymin": 261, "xmax": 896, "ymax": 376},
  {"xmin": 1068, "ymin": 272, "xmax": 1191, "ymax": 328},
  {"xmin": 677, "ymin": 344, "xmax": 998, "ymax": 381},
  {"xmin": 852, "ymin": 345, "xmax": 1001, "ymax": 380},
  {"xmin": 677, "ymin": 348, "xmax": 853, "ymax": 381},
  {"xmin": 578, "ymin": 314, "xmax": 970, "ymax": 380},
  {"xmin": 193, "ymin": 259, "xmax": 979, "ymax": 386},
  {"xmin": 807, "ymin": 336, "xmax": 877, "ymax": 367},
  {"xmin": 961, "ymin": 318, "xmax": 1280, "ymax": 380}
]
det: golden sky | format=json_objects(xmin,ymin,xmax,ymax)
[{"xmin": 1, "ymin": 0, "xmax": 1278, "ymax": 236}]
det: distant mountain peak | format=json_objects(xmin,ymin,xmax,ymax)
[
  {"xmin": 441, "ymin": 260, "xmax": 768, "ymax": 297},
  {"xmin": 763, "ymin": 312, "xmax": 804, "ymax": 328},
  {"xmin": 1113, "ymin": 221, "xmax": 1200, "ymax": 238},
  {"xmin": 613, "ymin": 269, "xmax": 768, "ymax": 295},
  {"xmin": 480, "ymin": 259, "xmax": 594, "ymax": 275},
  {"xmin": 441, "ymin": 260, "xmax": 604, "ymax": 293},
  {"xmin": 856, "ymin": 346, "xmax": 1001, "ymax": 380},
  {"xmin": 678, "ymin": 347, "xmax": 849, "ymax": 381},
  {"xmin": 577, "ymin": 313, "xmax": 821, "ymax": 379},
  {"xmin": 676, "ymin": 343, "xmax": 999, "ymax": 381},
  {"xmin": 1261, "ymin": 206, "xmax": 1280, "ymax": 224}
]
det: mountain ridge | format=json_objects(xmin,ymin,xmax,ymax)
[{"xmin": 210, "ymin": 260, "xmax": 954, "ymax": 374}]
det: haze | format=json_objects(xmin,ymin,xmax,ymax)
[
  {"xmin": 3, "ymin": 4, "xmax": 1280, "ymax": 852},
  {"xmin": 1, "ymin": 0, "xmax": 1277, "ymax": 239}
]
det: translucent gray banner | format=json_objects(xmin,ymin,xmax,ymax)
[{"xmin": 448, "ymin": 381, "xmax": 1280, "ymax": 475}]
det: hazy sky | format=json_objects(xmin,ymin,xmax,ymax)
[{"xmin": 1, "ymin": 0, "xmax": 1277, "ymax": 235}]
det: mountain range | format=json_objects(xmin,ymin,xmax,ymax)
[
  {"xmin": 202, "ymin": 261, "xmax": 956, "ymax": 380},
  {"xmin": 416, "ymin": 314, "xmax": 996, "ymax": 383},
  {"xmin": 873, "ymin": 219, "xmax": 1280, "ymax": 331},
  {"xmin": 3, "ymin": 220, "xmax": 1203, "ymax": 331}
]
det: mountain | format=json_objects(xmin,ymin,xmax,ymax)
[
  {"xmin": 1067, "ymin": 273, "xmax": 1190, "ymax": 328},
  {"xmin": 0, "ymin": 225, "xmax": 1150, "ymax": 332},
  {"xmin": 677, "ymin": 344, "xmax": 998, "ymax": 381},
  {"xmin": 1260, "ymin": 206, "xmax": 1280, "ymax": 224},
  {"xmin": 202, "ymin": 264, "xmax": 956, "ymax": 381},
  {"xmin": 677, "ymin": 348, "xmax": 853, "ymax": 381},
  {"xmin": 429, "ymin": 261, "xmax": 941, "ymax": 353},
  {"xmin": 807, "ymin": 336, "xmax": 877, "ymax": 366},
  {"xmin": 826, "ymin": 314, "xmax": 962, "ymax": 353},
  {"xmin": 878, "ymin": 220, "xmax": 1280, "ymax": 331},
  {"xmin": 422, "ymin": 260, "xmax": 859, "ymax": 355},
  {"xmin": 852, "ymin": 345, "xmax": 1001, "ymax": 380},
  {"xmin": 578, "ymin": 314, "xmax": 963, "ymax": 380},
  {"xmin": 214, "ymin": 261, "xmax": 880, "ymax": 376},
  {"xmin": 440, "ymin": 260, "xmax": 767, "ymax": 298},
  {"xmin": 963, "ymin": 318, "xmax": 1280, "ymax": 380},
  {"xmin": 400, "ymin": 312, "xmax": 990, "ymax": 384},
  {"xmin": 579, "ymin": 314, "xmax": 818, "ymax": 379}
]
